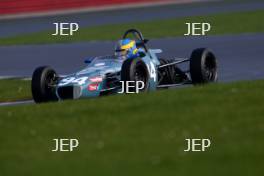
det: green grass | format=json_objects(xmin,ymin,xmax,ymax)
[
  {"xmin": 0, "ymin": 10, "xmax": 264, "ymax": 46},
  {"xmin": 0, "ymin": 79, "xmax": 31, "ymax": 102},
  {"xmin": 0, "ymin": 80, "xmax": 264, "ymax": 176}
]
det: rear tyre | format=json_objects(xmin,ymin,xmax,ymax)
[
  {"xmin": 121, "ymin": 58, "xmax": 149, "ymax": 92},
  {"xmin": 31, "ymin": 66, "xmax": 58, "ymax": 103},
  {"xmin": 190, "ymin": 48, "xmax": 218, "ymax": 84}
]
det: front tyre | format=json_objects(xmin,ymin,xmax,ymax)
[
  {"xmin": 31, "ymin": 66, "xmax": 58, "ymax": 103},
  {"xmin": 121, "ymin": 58, "xmax": 150, "ymax": 92},
  {"xmin": 190, "ymin": 48, "xmax": 218, "ymax": 84}
]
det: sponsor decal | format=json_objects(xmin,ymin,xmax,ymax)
[
  {"xmin": 89, "ymin": 76, "xmax": 103, "ymax": 83},
  {"xmin": 88, "ymin": 83, "xmax": 99, "ymax": 91}
]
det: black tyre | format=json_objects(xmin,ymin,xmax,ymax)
[
  {"xmin": 31, "ymin": 66, "xmax": 58, "ymax": 103},
  {"xmin": 121, "ymin": 58, "xmax": 149, "ymax": 92},
  {"xmin": 190, "ymin": 48, "xmax": 218, "ymax": 84}
]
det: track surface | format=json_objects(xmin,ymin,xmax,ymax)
[
  {"xmin": 0, "ymin": 0, "xmax": 264, "ymax": 38},
  {"xmin": 0, "ymin": 34, "xmax": 263, "ymax": 107},
  {"xmin": 0, "ymin": 33, "xmax": 263, "ymax": 82},
  {"xmin": 0, "ymin": 0, "xmax": 263, "ymax": 107}
]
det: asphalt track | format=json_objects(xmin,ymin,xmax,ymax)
[
  {"xmin": 0, "ymin": 0, "xmax": 264, "ymax": 38},
  {"xmin": 0, "ymin": 33, "xmax": 263, "ymax": 107},
  {"xmin": 0, "ymin": 33, "xmax": 264, "ymax": 82},
  {"xmin": 0, "ymin": 0, "xmax": 264, "ymax": 107}
]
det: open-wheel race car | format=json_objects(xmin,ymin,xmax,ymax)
[{"xmin": 31, "ymin": 29, "xmax": 218, "ymax": 103}]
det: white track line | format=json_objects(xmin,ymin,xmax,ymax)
[
  {"xmin": 0, "ymin": 100, "xmax": 34, "ymax": 107},
  {"xmin": 0, "ymin": 76, "xmax": 30, "ymax": 80}
]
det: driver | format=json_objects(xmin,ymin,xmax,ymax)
[{"xmin": 115, "ymin": 39, "xmax": 140, "ymax": 59}]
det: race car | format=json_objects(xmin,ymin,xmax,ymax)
[{"xmin": 31, "ymin": 29, "xmax": 218, "ymax": 103}]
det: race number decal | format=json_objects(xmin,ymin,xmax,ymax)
[
  {"xmin": 149, "ymin": 61, "xmax": 157, "ymax": 82},
  {"xmin": 59, "ymin": 77, "xmax": 88, "ymax": 86}
]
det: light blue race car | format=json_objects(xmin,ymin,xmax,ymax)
[{"xmin": 31, "ymin": 29, "xmax": 218, "ymax": 103}]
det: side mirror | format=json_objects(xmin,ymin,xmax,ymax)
[
  {"xmin": 84, "ymin": 57, "xmax": 95, "ymax": 64},
  {"xmin": 84, "ymin": 60, "xmax": 91, "ymax": 64}
]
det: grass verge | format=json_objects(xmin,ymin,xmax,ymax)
[
  {"xmin": 0, "ymin": 80, "xmax": 263, "ymax": 175},
  {"xmin": 0, "ymin": 79, "xmax": 31, "ymax": 102},
  {"xmin": 0, "ymin": 10, "xmax": 264, "ymax": 46}
]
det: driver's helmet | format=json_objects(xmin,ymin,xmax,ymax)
[{"xmin": 115, "ymin": 39, "xmax": 139, "ymax": 59}]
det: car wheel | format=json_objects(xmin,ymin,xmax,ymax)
[
  {"xmin": 121, "ymin": 58, "xmax": 149, "ymax": 92},
  {"xmin": 31, "ymin": 66, "xmax": 58, "ymax": 103},
  {"xmin": 190, "ymin": 48, "xmax": 218, "ymax": 84}
]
